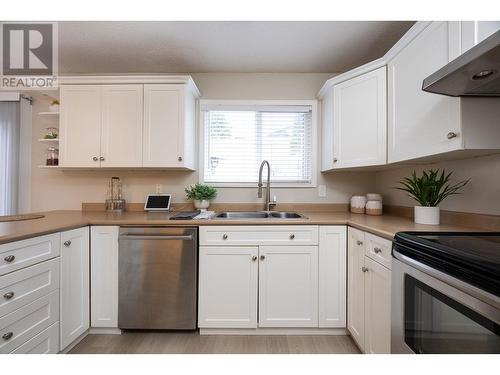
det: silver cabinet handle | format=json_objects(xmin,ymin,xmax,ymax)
[
  {"xmin": 119, "ymin": 235, "xmax": 194, "ymax": 241},
  {"xmin": 2, "ymin": 332, "xmax": 13, "ymax": 341},
  {"xmin": 356, "ymin": 240, "xmax": 363, "ymax": 246},
  {"xmin": 252, "ymin": 256, "xmax": 257, "ymax": 262},
  {"xmin": 92, "ymin": 156, "xmax": 99, "ymax": 161},
  {"xmin": 362, "ymin": 266, "xmax": 369, "ymax": 273},
  {"xmin": 99, "ymin": 156, "xmax": 105, "ymax": 161},
  {"xmin": 3, "ymin": 291, "xmax": 14, "ymax": 300},
  {"xmin": 374, "ymin": 247, "xmax": 382, "ymax": 254},
  {"xmin": 222, "ymin": 234, "xmax": 228, "ymax": 240},
  {"xmin": 4, "ymin": 255, "xmax": 15, "ymax": 263},
  {"xmin": 260, "ymin": 255, "xmax": 265, "ymax": 261},
  {"xmin": 447, "ymin": 132, "xmax": 458, "ymax": 139},
  {"xmin": 64, "ymin": 240, "xmax": 71, "ymax": 247},
  {"xmin": 333, "ymin": 158, "xmax": 338, "ymax": 163},
  {"xmin": 178, "ymin": 156, "xmax": 183, "ymax": 162},
  {"xmin": 289, "ymin": 234, "xmax": 295, "ymax": 240}
]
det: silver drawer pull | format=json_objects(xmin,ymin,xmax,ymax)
[
  {"xmin": 362, "ymin": 266, "xmax": 369, "ymax": 273},
  {"xmin": 374, "ymin": 247, "xmax": 382, "ymax": 254},
  {"xmin": 290, "ymin": 234, "xmax": 295, "ymax": 240},
  {"xmin": 3, "ymin": 291, "xmax": 14, "ymax": 300},
  {"xmin": 260, "ymin": 255, "xmax": 266, "ymax": 261},
  {"xmin": 64, "ymin": 240, "xmax": 72, "ymax": 247},
  {"xmin": 4, "ymin": 255, "xmax": 15, "ymax": 263},
  {"xmin": 222, "ymin": 234, "xmax": 228, "ymax": 240},
  {"xmin": 2, "ymin": 332, "xmax": 13, "ymax": 341},
  {"xmin": 446, "ymin": 132, "xmax": 458, "ymax": 139},
  {"xmin": 356, "ymin": 240, "xmax": 363, "ymax": 246},
  {"xmin": 251, "ymin": 256, "xmax": 257, "ymax": 262}
]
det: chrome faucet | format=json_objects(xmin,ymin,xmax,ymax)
[{"xmin": 258, "ymin": 160, "xmax": 277, "ymax": 211}]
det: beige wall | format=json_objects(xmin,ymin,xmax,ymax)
[
  {"xmin": 375, "ymin": 154, "xmax": 500, "ymax": 216},
  {"xmin": 30, "ymin": 73, "xmax": 377, "ymax": 211}
]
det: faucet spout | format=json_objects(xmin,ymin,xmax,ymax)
[{"xmin": 257, "ymin": 160, "xmax": 276, "ymax": 211}]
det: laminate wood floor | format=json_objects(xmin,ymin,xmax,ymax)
[{"xmin": 69, "ymin": 331, "xmax": 361, "ymax": 354}]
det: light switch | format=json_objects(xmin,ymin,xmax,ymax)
[{"xmin": 318, "ymin": 185, "xmax": 327, "ymax": 197}]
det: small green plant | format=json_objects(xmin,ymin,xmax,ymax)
[
  {"xmin": 396, "ymin": 169, "xmax": 469, "ymax": 207},
  {"xmin": 185, "ymin": 183, "xmax": 217, "ymax": 201}
]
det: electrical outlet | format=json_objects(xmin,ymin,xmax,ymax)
[{"xmin": 318, "ymin": 185, "xmax": 327, "ymax": 198}]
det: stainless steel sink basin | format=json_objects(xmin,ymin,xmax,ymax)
[{"xmin": 213, "ymin": 211, "xmax": 306, "ymax": 219}]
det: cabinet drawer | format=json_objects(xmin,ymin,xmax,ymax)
[
  {"xmin": 0, "ymin": 258, "xmax": 60, "ymax": 317},
  {"xmin": 365, "ymin": 233, "xmax": 392, "ymax": 269},
  {"xmin": 10, "ymin": 321, "xmax": 59, "ymax": 354},
  {"xmin": 0, "ymin": 233, "xmax": 60, "ymax": 276},
  {"xmin": 0, "ymin": 290, "xmax": 59, "ymax": 353},
  {"xmin": 199, "ymin": 226, "xmax": 319, "ymax": 246}
]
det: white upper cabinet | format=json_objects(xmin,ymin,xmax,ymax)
[
  {"xmin": 143, "ymin": 84, "xmax": 197, "ymax": 169},
  {"xmin": 461, "ymin": 21, "xmax": 500, "ymax": 53},
  {"xmin": 100, "ymin": 85, "xmax": 143, "ymax": 167},
  {"xmin": 331, "ymin": 67, "xmax": 387, "ymax": 169},
  {"xmin": 60, "ymin": 85, "xmax": 102, "ymax": 167},
  {"xmin": 58, "ymin": 76, "xmax": 199, "ymax": 169},
  {"xmin": 388, "ymin": 21, "xmax": 500, "ymax": 163},
  {"xmin": 388, "ymin": 22, "xmax": 462, "ymax": 163}
]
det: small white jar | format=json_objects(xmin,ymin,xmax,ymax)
[
  {"xmin": 350, "ymin": 196, "xmax": 367, "ymax": 214},
  {"xmin": 366, "ymin": 193, "xmax": 382, "ymax": 202},
  {"xmin": 366, "ymin": 200, "xmax": 383, "ymax": 216}
]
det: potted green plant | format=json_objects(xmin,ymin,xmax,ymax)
[
  {"xmin": 49, "ymin": 99, "xmax": 60, "ymax": 112},
  {"xmin": 396, "ymin": 169, "xmax": 469, "ymax": 225},
  {"xmin": 185, "ymin": 183, "xmax": 217, "ymax": 211}
]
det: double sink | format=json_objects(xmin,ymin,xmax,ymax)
[{"xmin": 214, "ymin": 211, "xmax": 306, "ymax": 219}]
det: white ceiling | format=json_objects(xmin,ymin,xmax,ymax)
[{"xmin": 58, "ymin": 21, "xmax": 414, "ymax": 74}]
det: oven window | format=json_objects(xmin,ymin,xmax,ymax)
[{"xmin": 404, "ymin": 275, "xmax": 500, "ymax": 354}]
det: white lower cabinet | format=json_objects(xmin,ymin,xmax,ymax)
[
  {"xmin": 259, "ymin": 246, "xmax": 318, "ymax": 327},
  {"xmin": 60, "ymin": 227, "xmax": 90, "ymax": 351},
  {"xmin": 198, "ymin": 246, "xmax": 258, "ymax": 328},
  {"xmin": 90, "ymin": 226, "xmax": 119, "ymax": 328},
  {"xmin": 198, "ymin": 225, "xmax": 345, "ymax": 331},
  {"xmin": 10, "ymin": 322, "xmax": 59, "ymax": 354},
  {"xmin": 347, "ymin": 227, "xmax": 391, "ymax": 353}
]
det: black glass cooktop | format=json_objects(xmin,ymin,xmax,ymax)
[{"xmin": 393, "ymin": 232, "xmax": 500, "ymax": 297}]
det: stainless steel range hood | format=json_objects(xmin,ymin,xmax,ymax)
[{"xmin": 422, "ymin": 30, "xmax": 500, "ymax": 97}]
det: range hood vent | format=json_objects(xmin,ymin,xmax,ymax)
[{"xmin": 422, "ymin": 30, "xmax": 500, "ymax": 97}]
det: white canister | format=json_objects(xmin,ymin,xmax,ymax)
[
  {"xmin": 414, "ymin": 206, "xmax": 440, "ymax": 225},
  {"xmin": 366, "ymin": 200, "xmax": 383, "ymax": 216},
  {"xmin": 350, "ymin": 195, "xmax": 367, "ymax": 214}
]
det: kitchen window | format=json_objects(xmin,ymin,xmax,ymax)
[{"xmin": 200, "ymin": 101, "xmax": 317, "ymax": 187}]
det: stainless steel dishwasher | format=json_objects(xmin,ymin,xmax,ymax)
[{"xmin": 118, "ymin": 227, "xmax": 197, "ymax": 330}]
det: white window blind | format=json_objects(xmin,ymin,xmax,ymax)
[{"xmin": 202, "ymin": 104, "xmax": 313, "ymax": 185}]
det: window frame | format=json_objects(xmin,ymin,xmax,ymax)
[{"xmin": 198, "ymin": 99, "xmax": 318, "ymax": 188}]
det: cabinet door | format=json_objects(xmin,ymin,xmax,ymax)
[
  {"xmin": 90, "ymin": 226, "xmax": 118, "ymax": 328},
  {"xmin": 388, "ymin": 21, "xmax": 462, "ymax": 163},
  {"xmin": 347, "ymin": 227, "xmax": 365, "ymax": 350},
  {"xmin": 321, "ymin": 87, "xmax": 335, "ymax": 171},
  {"xmin": 60, "ymin": 85, "xmax": 102, "ymax": 167},
  {"xmin": 143, "ymin": 84, "xmax": 185, "ymax": 167},
  {"xmin": 364, "ymin": 257, "xmax": 391, "ymax": 354},
  {"xmin": 333, "ymin": 67, "xmax": 387, "ymax": 168},
  {"xmin": 461, "ymin": 21, "xmax": 500, "ymax": 53},
  {"xmin": 60, "ymin": 227, "xmax": 89, "ymax": 350},
  {"xmin": 318, "ymin": 226, "xmax": 346, "ymax": 328},
  {"xmin": 198, "ymin": 246, "xmax": 258, "ymax": 328},
  {"xmin": 259, "ymin": 246, "xmax": 318, "ymax": 328},
  {"xmin": 100, "ymin": 85, "xmax": 143, "ymax": 167}
]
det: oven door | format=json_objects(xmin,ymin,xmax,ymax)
[{"xmin": 392, "ymin": 253, "xmax": 500, "ymax": 354}]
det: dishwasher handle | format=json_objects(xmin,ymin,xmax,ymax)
[{"xmin": 119, "ymin": 234, "xmax": 194, "ymax": 241}]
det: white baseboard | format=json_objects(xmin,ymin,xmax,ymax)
[
  {"xmin": 88, "ymin": 327, "xmax": 122, "ymax": 335},
  {"xmin": 199, "ymin": 328, "xmax": 347, "ymax": 336}
]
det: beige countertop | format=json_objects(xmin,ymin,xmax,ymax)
[{"xmin": 0, "ymin": 209, "xmax": 484, "ymax": 245}]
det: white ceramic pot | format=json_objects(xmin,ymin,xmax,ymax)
[
  {"xmin": 49, "ymin": 104, "xmax": 59, "ymax": 112},
  {"xmin": 414, "ymin": 206, "xmax": 440, "ymax": 225},
  {"xmin": 194, "ymin": 199, "xmax": 210, "ymax": 211}
]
